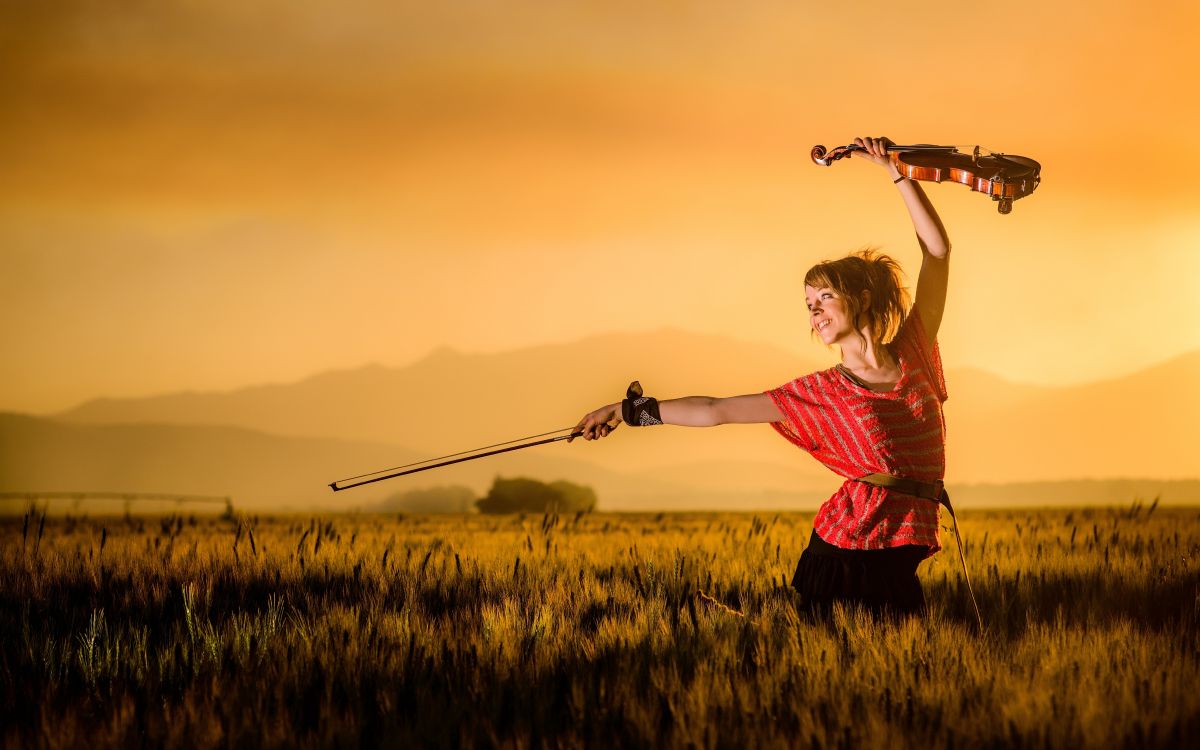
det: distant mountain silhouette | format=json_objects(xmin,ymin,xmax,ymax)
[
  {"xmin": 5, "ymin": 408, "xmax": 1195, "ymax": 512},
  {"xmin": 0, "ymin": 412, "xmax": 840, "ymax": 511},
  {"xmin": 55, "ymin": 329, "xmax": 832, "ymax": 482},
  {"xmin": 58, "ymin": 328, "xmax": 821, "ymax": 446},
  {"xmin": 0, "ymin": 413, "xmax": 420, "ymax": 510},
  {"xmin": 943, "ymin": 350, "xmax": 1200, "ymax": 481},
  {"xmin": 48, "ymin": 331, "xmax": 1200, "ymax": 491}
]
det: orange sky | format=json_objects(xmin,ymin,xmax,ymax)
[{"xmin": 2, "ymin": 1, "xmax": 1199, "ymax": 413}]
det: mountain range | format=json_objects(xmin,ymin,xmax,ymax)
[{"xmin": 3, "ymin": 329, "xmax": 1198, "ymax": 510}]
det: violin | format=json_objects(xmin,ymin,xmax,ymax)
[{"xmin": 811, "ymin": 142, "xmax": 1041, "ymax": 214}]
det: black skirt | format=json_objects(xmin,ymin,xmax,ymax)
[{"xmin": 791, "ymin": 529, "xmax": 929, "ymax": 619}]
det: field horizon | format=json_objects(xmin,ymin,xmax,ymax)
[{"xmin": 3, "ymin": 477, "xmax": 1200, "ymax": 518}]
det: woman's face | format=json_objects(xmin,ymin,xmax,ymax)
[{"xmin": 805, "ymin": 285, "xmax": 853, "ymax": 345}]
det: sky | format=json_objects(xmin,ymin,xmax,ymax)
[{"xmin": 2, "ymin": 0, "xmax": 1199, "ymax": 414}]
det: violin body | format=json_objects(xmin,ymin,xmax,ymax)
[{"xmin": 812, "ymin": 143, "xmax": 1041, "ymax": 214}]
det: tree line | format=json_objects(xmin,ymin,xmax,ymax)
[{"xmin": 371, "ymin": 477, "xmax": 596, "ymax": 514}]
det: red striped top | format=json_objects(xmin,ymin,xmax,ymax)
[{"xmin": 764, "ymin": 312, "xmax": 947, "ymax": 554}]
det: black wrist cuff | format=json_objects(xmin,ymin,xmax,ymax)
[{"xmin": 621, "ymin": 380, "xmax": 663, "ymax": 426}]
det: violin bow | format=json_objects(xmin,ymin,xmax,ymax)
[{"xmin": 329, "ymin": 427, "xmax": 583, "ymax": 491}]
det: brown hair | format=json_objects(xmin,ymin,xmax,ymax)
[{"xmin": 804, "ymin": 247, "xmax": 911, "ymax": 347}]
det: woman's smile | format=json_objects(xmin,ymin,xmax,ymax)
[{"xmin": 806, "ymin": 285, "xmax": 850, "ymax": 343}]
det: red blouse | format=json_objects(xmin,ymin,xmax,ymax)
[{"xmin": 764, "ymin": 311, "xmax": 947, "ymax": 554}]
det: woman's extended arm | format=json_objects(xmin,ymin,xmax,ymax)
[
  {"xmin": 568, "ymin": 393, "xmax": 784, "ymax": 442},
  {"xmin": 853, "ymin": 136, "xmax": 951, "ymax": 342}
]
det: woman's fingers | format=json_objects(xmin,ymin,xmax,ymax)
[
  {"xmin": 568, "ymin": 417, "xmax": 590, "ymax": 443},
  {"xmin": 848, "ymin": 135, "xmax": 893, "ymax": 165},
  {"xmin": 853, "ymin": 136, "xmax": 879, "ymax": 161},
  {"xmin": 568, "ymin": 403, "xmax": 621, "ymax": 443},
  {"xmin": 569, "ymin": 417, "xmax": 617, "ymax": 442},
  {"xmin": 569, "ymin": 416, "xmax": 599, "ymax": 442}
]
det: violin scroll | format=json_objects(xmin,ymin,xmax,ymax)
[{"xmin": 811, "ymin": 144, "xmax": 854, "ymax": 166}]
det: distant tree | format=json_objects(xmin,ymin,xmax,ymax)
[
  {"xmin": 547, "ymin": 480, "xmax": 597, "ymax": 513},
  {"xmin": 475, "ymin": 476, "xmax": 596, "ymax": 514},
  {"xmin": 374, "ymin": 485, "xmax": 476, "ymax": 513}
]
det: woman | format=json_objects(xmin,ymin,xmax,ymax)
[{"xmin": 570, "ymin": 136, "xmax": 953, "ymax": 619}]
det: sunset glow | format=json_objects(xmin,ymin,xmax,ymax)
[{"xmin": 2, "ymin": 1, "xmax": 1198, "ymax": 418}]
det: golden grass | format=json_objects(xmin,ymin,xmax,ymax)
[{"xmin": 2, "ymin": 505, "xmax": 1197, "ymax": 748}]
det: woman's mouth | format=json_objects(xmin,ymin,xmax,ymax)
[{"xmin": 816, "ymin": 319, "xmax": 832, "ymax": 332}]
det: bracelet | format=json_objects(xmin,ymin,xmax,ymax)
[
  {"xmin": 892, "ymin": 175, "xmax": 906, "ymax": 184},
  {"xmin": 621, "ymin": 380, "xmax": 663, "ymax": 426}
]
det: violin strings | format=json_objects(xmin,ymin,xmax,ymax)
[{"xmin": 335, "ymin": 426, "xmax": 579, "ymax": 483}]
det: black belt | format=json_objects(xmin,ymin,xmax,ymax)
[
  {"xmin": 855, "ymin": 473, "xmax": 984, "ymax": 632},
  {"xmin": 857, "ymin": 473, "xmax": 947, "ymax": 507}
]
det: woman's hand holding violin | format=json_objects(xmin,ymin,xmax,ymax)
[{"xmin": 852, "ymin": 136, "xmax": 903, "ymax": 179}]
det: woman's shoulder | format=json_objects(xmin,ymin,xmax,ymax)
[
  {"xmin": 770, "ymin": 367, "xmax": 845, "ymax": 399},
  {"xmin": 893, "ymin": 309, "xmax": 948, "ymax": 401},
  {"xmin": 797, "ymin": 367, "xmax": 843, "ymax": 387},
  {"xmin": 895, "ymin": 309, "xmax": 939, "ymax": 352}
]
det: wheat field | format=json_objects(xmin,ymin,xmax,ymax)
[{"xmin": 2, "ymin": 504, "xmax": 1197, "ymax": 748}]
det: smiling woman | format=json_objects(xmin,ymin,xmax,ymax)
[{"xmin": 570, "ymin": 135, "xmax": 961, "ymax": 621}]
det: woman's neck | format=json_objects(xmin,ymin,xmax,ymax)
[{"xmin": 838, "ymin": 328, "xmax": 895, "ymax": 371}]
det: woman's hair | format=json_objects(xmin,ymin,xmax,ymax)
[{"xmin": 804, "ymin": 247, "xmax": 911, "ymax": 346}]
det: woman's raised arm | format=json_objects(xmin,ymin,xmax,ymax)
[{"xmin": 852, "ymin": 136, "xmax": 951, "ymax": 342}]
